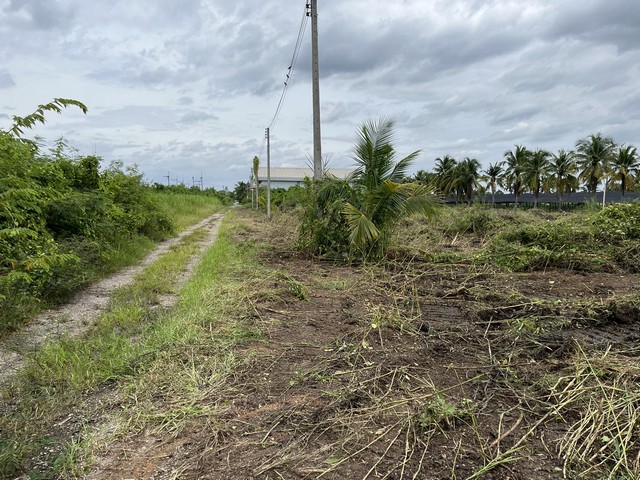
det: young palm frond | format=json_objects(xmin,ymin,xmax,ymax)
[
  {"xmin": 301, "ymin": 118, "xmax": 438, "ymax": 259},
  {"xmin": 343, "ymin": 118, "xmax": 437, "ymax": 256}
]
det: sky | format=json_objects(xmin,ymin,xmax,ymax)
[{"xmin": 1, "ymin": 0, "xmax": 639, "ymax": 189}]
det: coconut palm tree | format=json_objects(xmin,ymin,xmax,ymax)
[
  {"xmin": 575, "ymin": 133, "xmax": 615, "ymax": 195},
  {"xmin": 413, "ymin": 169, "xmax": 436, "ymax": 187},
  {"xmin": 315, "ymin": 118, "xmax": 438, "ymax": 258},
  {"xmin": 433, "ymin": 155, "xmax": 457, "ymax": 198},
  {"xmin": 503, "ymin": 145, "xmax": 529, "ymax": 208},
  {"xmin": 523, "ymin": 148, "xmax": 551, "ymax": 208},
  {"xmin": 609, "ymin": 144, "xmax": 639, "ymax": 196},
  {"xmin": 448, "ymin": 157, "xmax": 481, "ymax": 206},
  {"xmin": 483, "ymin": 161, "xmax": 504, "ymax": 207},
  {"xmin": 548, "ymin": 150, "xmax": 577, "ymax": 204}
]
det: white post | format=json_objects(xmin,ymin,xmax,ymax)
[{"xmin": 266, "ymin": 127, "xmax": 271, "ymax": 221}]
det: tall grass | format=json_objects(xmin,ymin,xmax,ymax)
[{"xmin": 153, "ymin": 192, "xmax": 225, "ymax": 231}]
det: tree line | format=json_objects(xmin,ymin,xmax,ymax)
[{"xmin": 412, "ymin": 133, "xmax": 639, "ymax": 207}]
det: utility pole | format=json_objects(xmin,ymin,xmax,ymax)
[
  {"xmin": 266, "ymin": 127, "xmax": 271, "ymax": 221},
  {"xmin": 165, "ymin": 172, "xmax": 170, "ymax": 186},
  {"xmin": 308, "ymin": 0, "xmax": 322, "ymax": 181}
]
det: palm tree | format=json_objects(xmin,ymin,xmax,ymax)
[
  {"xmin": 523, "ymin": 148, "xmax": 550, "ymax": 208},
  {"xmin": 503, "ymin": 145, "xmax": 529, "ymax": 208},
  {"xmin": 413, "ymin": 169, "xmax": 436, "ymax": 188},
  {"xmin": 316, "ymin": 118, "xmax": 438, "ymax": 258},
  {"xmin": 433, "ymin": 155, "xmax": 457, "ymax": 198},
  {"xmin": 448, "ymin": 157, "xmax": 481, "ymax": 206},
  {"xmin": 483, "ymin": 161, "xmax": 504, "ymax": 207},
  {"xmin": 575, "ymin": 133, "xmax": 615, "ymax": 195},
  {"xmin": 610, "ymin": 144, "xmax": 639, "ymax": 196},
  {"xmin": 548, "ymin": 150, "xmax": 577, "ymax": 204}
]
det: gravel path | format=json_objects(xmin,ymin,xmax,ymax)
[{"xmin": 0, "ymin": 213, "xmax": 224, "ymax": 385}]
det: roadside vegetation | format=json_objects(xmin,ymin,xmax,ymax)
[
  {"xmin": 0, "ymin": 101, "xmax": 224, "ymax": 333},
  {"xmin": 0, "ymin": 213, "xmax": 255, "ymax": 478}
]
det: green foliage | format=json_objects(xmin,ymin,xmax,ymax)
[
  {"xmin": 8, "ymin": 98, "xmax": 87, "ymax": 138},
  {"xmin": 480, "ymin": 203, "xmax": 640, "ymax": 272},
  {"xmin": 151, "ymin": 183, "xmax": 233, "ymax": 206},
  {"xmin": 0, "ymin": 102, "xmax": 177, "ymax": 333},
  {"xmin": 594, "ymin": 202, "xmax": 640, "ymax": 240},
  {"xmin": 300, "ymin": 118, "xmax": 438, "ymax": 260}
]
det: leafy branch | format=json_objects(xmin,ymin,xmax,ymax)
[{"xmin": 9, "ymin": 98, "xmax": 88, "ymax": 137}]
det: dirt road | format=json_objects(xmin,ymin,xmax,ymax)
[{"xmin": 0, "ymin": 213, "xmax": 224, "ymax": 386}]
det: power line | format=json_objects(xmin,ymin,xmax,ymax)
[
  {"xmin": 253, "ymin": 2, "xmax": 309, "ymax": 168},
  {"xmin": 267, "ymin": 4, "xmax": 309, "ymax": 131}
]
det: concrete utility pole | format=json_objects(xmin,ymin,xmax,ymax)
[
  {"xmin": 308, "ymin": 0, "xmax": 322, "ymax": 181},
  {"xmin": 266, "ymin": 128, "xmax": 272, "ymax": 221},
  {"xmin": 165, "ymin": 172, "xmax": 170, "ymax": 186}
]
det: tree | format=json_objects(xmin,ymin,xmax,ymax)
[
  {"xmin": 483, "ymin": 161, "xmax": 504, "ymax": 207},
  {"xmin": 433, "ymin": 155, "xmax": 457, "ymax": 197},
  {"xmin": 232, "ymin": 181, "xmax": 250, "ymax": 204},
  {"xmin": 412, "ymin": 169, "xmax": 436, "ymax": 187},
  {"xmin": 610, "ymin": 144, "xmax": 639, "ymax": 196},
  {"xmin": 449, "ymin": 157, "xmax": 481, "ymax": 206},
  {"xmin": 575, "ymin": 133, "xmax": 615, "ymax": 195},
  {"xmin": 523, "ymin": 148, "xmax": 551, "ymax": 208},
  {"xmin": 548, "ymin": 150, "xmax": 577, "ymax": 204},
  {"xmin": 306, "ymin": 118, "xmax": 438, "ymax": 258},
  {"xmin": 503, "ymin": 145, "xmax": 529, "ymax": 208}
]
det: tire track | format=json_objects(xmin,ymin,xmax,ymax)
[{"xmin": 0, "ymin": 213, "xmax": 224, "ymax": 385}]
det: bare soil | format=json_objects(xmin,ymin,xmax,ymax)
[
  {"xmin": 84, "ymin": 211, "xmax": 640, "ymax": 480},
  {"xmin": 0, "ymin": 213, "xmax": 224, "ymax": 386}
]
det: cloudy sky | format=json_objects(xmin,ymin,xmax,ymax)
[{"xmin": 1, "ymin": 0, "xmax": 639, "ymax": 189}]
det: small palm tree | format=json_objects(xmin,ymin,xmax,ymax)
[
  {"xmin": 314, "ymin": 118, "xmax": 438, "ymax": 258},
  {"xmin": 504, "ymin": 145, "xmax": 529, "ymax": 208},
  {"xmin": 575, "ymin": 133, "xmax": 615, "ymax": 195},
  {"xmin": 483, "ymin": 162, "xmax": 504, "ymax": 207},
  {"xmin": 523, "ymin": 148, "xmax": 551, "ymax": 208},
  {"xmin": 610, "ymin": 144, "xmax": 639, "ymax": 196},
  {"xmin": 548, "ymin": 150, "xmax": 577, "ymax": 204}
]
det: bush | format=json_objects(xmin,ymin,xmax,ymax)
[
  {"xmin": 0, "ymin": 134, "xmax": 174, "ymax": 332},
  {"xmin": 594, "ymin": 203, "xmax": 640, "ymax": 241}
]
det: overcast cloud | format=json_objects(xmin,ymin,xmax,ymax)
[{"xmin": 1, "ymin": 0, "xmax": 639, "ymax": 188}]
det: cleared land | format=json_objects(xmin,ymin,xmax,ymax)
[{"xmin": 2, "ymin": 207, "xmax": 639, "ymax": 480}]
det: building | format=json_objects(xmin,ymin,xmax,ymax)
[{"xmin": 254, "ymin": 167, "xmax": 354, "ymax": 189}]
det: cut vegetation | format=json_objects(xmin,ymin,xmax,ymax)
[{"xmin": 2, "ymin": 204, "xmax": 638, "ymax": 479}]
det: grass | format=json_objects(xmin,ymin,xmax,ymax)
[
  {"xmin": 393, "ymin": 203, "xmax": 640, "ymax": 273},
  {"xmin": 0, "ymin": 192, "xmax": 224, "ymax": 335},
  {"xmin": 153, "ymin": 192, "xmax": 225, "ymax": 232},
  {"xmin": 2, "ymin": 202, "xmax": 639, "ymax": 479},
  {"xmin": 0, "ymin": 211, "xmax": 265, "ymax": 478}
]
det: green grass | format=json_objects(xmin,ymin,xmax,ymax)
[
  {"xmin": 393, "ymin": 204, "xmax": 640, "ymax": 273},
  {"xmin": 0, "ymin": 211, "xmax": 267, "ymax": 478},
  {"xmin": 153, "ymin": 192, "xmax": 225, "ymax": 231}
]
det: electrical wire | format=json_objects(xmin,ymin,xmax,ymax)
[
  {"xmin": 268, "ymin": 4, "xmax": 309, "ymax": 131},
  {"xmin": 253, "ymin": 2, "xmax": 309, "ymax": 165}
]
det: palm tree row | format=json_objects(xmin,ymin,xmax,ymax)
[{"xmin": 414, "ymin": 133, "xmax": 639, "ymax": 207}]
